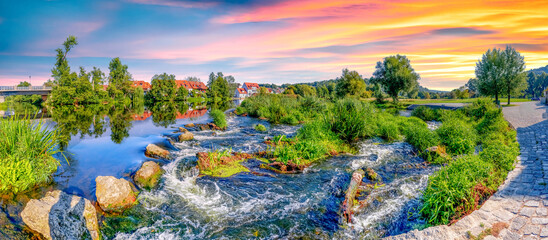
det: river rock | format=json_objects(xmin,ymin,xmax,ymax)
[
  {"xmin": 178, "ymin": 127, "xmax": 189, "ymax": 133},
  {"xmin": 20, "ymin": 190, "xmax": 100, "ymax": 240},
  {"xmin": 179, "ymin": 131, "xmax": 194, "ymax": 141},
  {"xmin": 134, "ymin": 161, "xmax": 164, "ymax": 189},
  {"xmin": 185, "ymin": 123, "xmax": 195, "ymax": 128},
  {"xmin": 145, "ymin": 143, "xmax": 171, "ymax": 159},
  {"xmin": 95, "ymin": 176, "xmax": 138, "ymax": 213}
]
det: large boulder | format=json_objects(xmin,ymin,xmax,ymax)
[
  {"xmin": 95, "ymin": 176, "xmax": 138, "ymax": 213},
  {"xmin": 145, "ymin": 144, "xmax": 171, "ymax": 159},
  {"xmin": 179, "ymin": 132, "xmax": 194, "ymax": 141},
  {"xmin": 134, "ymin": 161, "xmax": 164, "ymax": 189},
  {"xmin": 20, "ymin": 190, "xmax": 100, "ymax": 240}
]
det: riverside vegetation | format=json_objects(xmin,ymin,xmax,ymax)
[
  {"xmin": 230, "ymin": 93, "xmax": 519, "ymax": 228},
  {"xmin": 0, "ymin": 115, "xmax": 63, "ymax": 194}
]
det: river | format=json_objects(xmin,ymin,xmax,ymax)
[{"xmin": 0, "ymin": 101, "xmax": 438, "ymax": 239}]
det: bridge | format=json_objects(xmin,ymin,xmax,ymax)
[{"xmin": 0, "ymin": 86, "xmax": 52, "ymax": 103}]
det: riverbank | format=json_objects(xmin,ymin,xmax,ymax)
[{"xmin": 387, "ymin": 101, "xmax": 548, "ymax": 239}]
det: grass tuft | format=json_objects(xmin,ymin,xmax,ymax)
[{"xmin": 0, "ymin": 115, "xmax": 63, "ymax": 193}]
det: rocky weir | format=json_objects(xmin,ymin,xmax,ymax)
[{"xmin": 3, "ymin": 110, "xmax": 442, "ymax": 239}]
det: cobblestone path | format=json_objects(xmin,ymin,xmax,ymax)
[{"xmin": 386, "ymin": 101, "xmax": 548, "ymax": 240}]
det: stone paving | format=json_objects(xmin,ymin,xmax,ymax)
[{"xmin": 386, "ymin": 101, "xmax": 548, "ymax": 240}]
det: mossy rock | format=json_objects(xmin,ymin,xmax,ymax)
[
  {"xmin": 145, "ymin": 144, "xmax": 171, "ymax": 159},
  {"xmin": 254, "ymin": 124, "xmax": 267, "ymax": 132},
  {"xmin": 133, "ymin": 161, "xmax": 164, "ymax": 189},
  {"xmin": 95, "ymin": 176, "xmax": 138, "ymax": 213},
  {"xmin": 179, "ymin": 132, "xmax": 194, "ymax": 141}
]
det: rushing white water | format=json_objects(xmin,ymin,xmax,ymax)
[{"xmin": 110, "ymin": 114, "xmax": 436, "ymax": 239}]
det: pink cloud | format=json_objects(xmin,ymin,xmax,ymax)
[{"xmin": 126, "ymin": 0, "xmax": 217, "ymax": 8}]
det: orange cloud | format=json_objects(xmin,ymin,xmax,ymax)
[{"xmin": 200, "ymin": 0, "xmax": 548, "ymax": 89}]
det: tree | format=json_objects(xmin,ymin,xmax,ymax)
[
  {"xmin": 43, "ymin": 79, "xmax": 55, "ymax": 87},
  {"xmin": 17, "ymin": 81, "xmax": 31, "ymax": 87},
  {"xmin": 317, "ymin": 85, "xmax": 330, "ymax": 99},
  {"xmin": 186, "ymin": 76, "xmax": 201, "ymax": 82},
  {"xmin": 259, "ymin": 87, "xmax": 268, "ymax": 95},
  {"xmin": 49, "ymin": 35, "xmax": 79, "ymax": 105},
  {"xmin": 526, "ymin": 72, "xmax": 548, "ymax": 98},
  {"xmin": 107, "ymin": 57, "xmax": 133, "ymax": 100},
  {"xmin": 175, "ymin": 86, "xmax": 188, "ymax": 101},
  {"xmin": 501, "ymin": 46, "xmax": 527, "ymax": 104},
  {"xmin": 90, "ymin": 67, "xmax": 105, "ymax": 91},
  {"xmin": 335, "ymin": 68, "xmax": 366, "ymax": 98},
  {"xmin": 476, "ymin": 46, "xmax": 527, "ymax": 104},
  {"xmin": 207, "ymin": 72, "xmax": 230, "ymax": 101},
  {"xmin": 148, "ymin": 73, "xmax": 177, "ymax": 102},
  {"xmin": 294, "ymin": 84, "xmax": 316, "ymax": 97},
  {"xmin": 371, "ymin": 55, "xmax": 420, "ymax": 102}
]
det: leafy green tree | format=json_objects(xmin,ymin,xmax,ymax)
[
  {"xmin": 317, "ymin": 85, "xmax": 330, "ymax": 99},
  {"xmin": 148, "ymin": 73, "xmax": 177, "ymax": 101},
  {"xmin": 476, "ymin": 46, "xmax": 527, "ymax": 104},
  {"xmin": 294, "ymin": 84, "xmax": 316, "ymax": 97},
  {"xmin": 501, "ymin": 46, "xmax": 527, "ymax": 104},
  {"xmin": 43, "ymin": 79, "xmax": 54, "ymax": 87},
  {"xmin": 17, "ymin": 81, "xmax": 31, "ymax": 87},
  {"xmin": 175, "ymin": 86, "xmax": 188, "ymax": 101},
  {"xmin": 335, "ymin": 68, "xmax": 366, "ymax": 98},
  {"xmin": 465, "ymin": 78, "xmax": 478, "ymax": 93},
  {"xmin": 91, "ymin": 67, "xmax": 105, "ymax": 91},
  {"xmin": 74, "ymin": 67, "xmax": 95, "ymax": 104},
  {"xmin": 207, "ymin": 72, "xmax": 231, "ymax": 101},
  {"xmin": 526, "ymin": 72, "xmax": 548, "ymax": 98},
  {"xmin": 371, "ymin": 55, "xmax": 420, "ymax": 102},
  {"xmin": 49, "ymin": 36, "xmax": 79, "ymax": 105},
  {"xmin": 186, "ymin": 76, "xmax": 201, "ymax": 82},
  {"xmin": 107, "ymin": 58, "xmax": 133, "ymax": 100}
]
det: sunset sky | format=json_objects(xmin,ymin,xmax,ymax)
[{"xmin": 1, "ymin": 0, "xmax": 548, "ymax": 90}]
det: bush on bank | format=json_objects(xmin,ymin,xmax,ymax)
[
  {"xmin": 0, "ymin": 115, "xmax": 62, "ymax": 194},
  {"xmin": 210, "ymin": 109, "xmax": 227, "ymax": 129},
  {"xmin": 420, "ymin": 99, "xmax": 519, "ymax": 226}
]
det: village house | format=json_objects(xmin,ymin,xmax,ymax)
[
  {"xmin": 175, "ymin": 80, "xmax": 208, "ymax": 92},
  {"xmin": 242, "ymin": 82, "xmax": 260, "ymax": 95},
  {"xmin": 235, "ymin": 88, "xmax": 248, "ymax": 99},
  {"xmin": 131, "ymin": 80, "xmax": 151, "ymax": 92}
]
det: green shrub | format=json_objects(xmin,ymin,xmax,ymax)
[
  {"xmin": 235, "ymin": 106, "xmax": 246, "ymax": 115},
  {"xmin": 412, "ymin": 106, "xmax": 438, "ymax": 121},
  {"xmin": 404, "ymin": 124, "xmax": 439, "ymax": 152},
  {"xmin": 281, "ymin": 115, "xmax": 299, "ymax": 125},
  {"xmin": 254, "ymin": 124, "xmax": 267, "ymax": 132},
  {"xmin": 327, "ymin": 98, "xmax": 374, "ymax": 142},
  {"xmin": 436, "ymin": 120, "xmax": 477, "ymax": 155},
  {"xmin": 475, "ymin": 109, "xmax": 508, "ymax": 138},
  {"xmin": 479, "ymin": 140, "xmax": 518, "ymax": 173},
  {"xmin": 397, "ymin": 116, "xmax": 428, "ymax": 133},
  {"xmin": 465, "ymin": 98, "xmax": 498, "ymax": 120},
  {"xmin": 0, "ymin": 115, "xmax": 62, "ymax": 193},
  {"xmin": 210, "ymin": 109, "xmax": 227, "ymax": 129},
  {"xmin": 377, "ymin": 120, "xmax": 401, "ymax": 141},
  {"xmin": 421, "ymin": 98, "xmax": 519, "ymax": 226},
  {"xmin": 420, "ymin": 155, "xmax": 499, "ymax": 225}
]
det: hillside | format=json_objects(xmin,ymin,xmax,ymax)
[{"xmin": 528, "ymin": 65, "xmax": 548, "ymax": 74}]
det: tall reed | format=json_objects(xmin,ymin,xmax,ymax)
[{"xmin": 0, "ymin": 115, "xmax": 62, "ymax": 193}]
